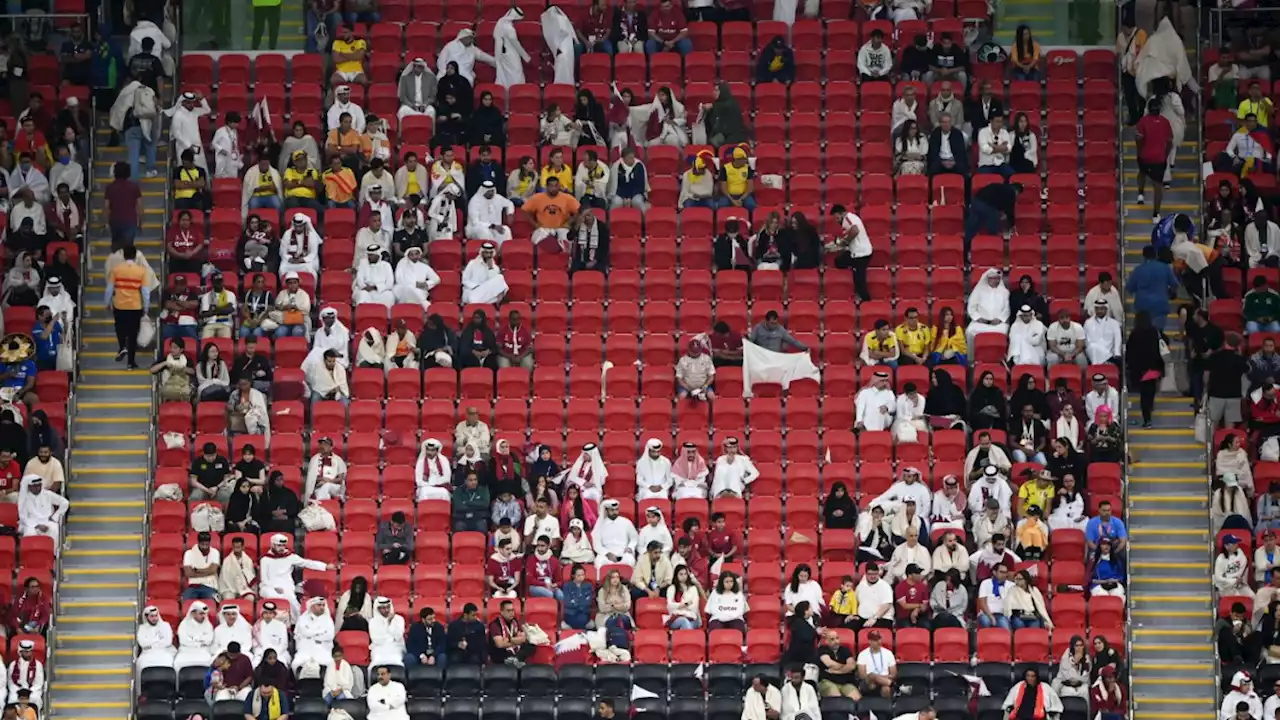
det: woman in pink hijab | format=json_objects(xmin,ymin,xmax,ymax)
[{"xmin": 1087, "ymin": 405, "xmax": 1124, "ymax": 463}]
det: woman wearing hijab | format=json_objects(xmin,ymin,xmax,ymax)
[
  {"xmin": 254, "ymin": 649, "xmax": 295, "ymax": 697},
  {"xmin": 0, "ymin": 410, "xmax": 27, "ymax": 465},
  {"xmin": 636, "ymin": 87, "xmax": 687, "ymax": 149},
  {"xmin": 1125, "ymin": 311, "xmax": 1165, "ymax": 429},
  {"xmin": 437, "ymin": 61, "xmax": 474, "ymax": 116},
  {"xmin": 1046, "ymin": 437, "xmax": 1085, "ymax": 485},
  {"xmin": 356, "ymin": 328, "xmax": 386, "ymax": 369},
  {"xmin": 1009, "ymin": 373, "xmax": 1050, "ymax": 421},
  {"xmin": 25, "ymin": 409, "xmax": 62, "ymax": 459},
  {"xmin": 1088, "ymin": 406, "xmax": 1125, "ymax": 462},
  {"xmin": 1007, "ymin": 274, "xmax": 1049, "ymax": 324},
  {"xmin": 490, "ymin": 439, "xmax": 524, "ymax": 497},
  {"xmin": 3, "ymin": 251, "xmax": 41, "ymax": 307},
  {"xmin": 967, "ymin": 370, "xmax": 1007, "ymax": 431},
  {"xmin": 526, "ymin": 443, "xmax": 561, "ymax": 488},
  {"xmin": 781, "ymin": 601, "xmax": 819, "ymax": 666},
  {"xmin": 258, "ymin": 471, "xmax": 300, "ymax": 534},
  {"xmin": 575, "ymin": 89, "xmax": 608, "ymax": 147},
  {"xmin": 924, "ymin": 368, "xmax": 967, "ymax": 427},
  {"xmin": 44, "ymin": 247, "xmax": 78, "ymax": 300},
  {"xmin": 225, "ymin": 479, "xmax": 261, "ymax": 534},
  {"xmin": 278, "ymin": 121, "xmax": 320, "ymax": 174},
  {"xmin": 703, "ymin": 82, "xmax": 748, "ymax": 147},
  {"xmin": 453, "ymin": 440, "xmax": 489, "ymax": 487},
  {"xmin": 468, "ymin": 91, "xmax": 507, "ymax": 148},
  {"xmin": 1090, "ymin": 635, "xmax": 1124, "ymax": 683},
  {"xmin": 418, "ymin": 313, "xmax": 458, "ymax": 369},
  {"xmin": 823, "ymin": 482, "xmax": 857, "ymax": 529},
  {"xmin": 560, "ymin": 483, "xmax": 598, "ymax": 533}
]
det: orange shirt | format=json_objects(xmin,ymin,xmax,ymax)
[
  {"xmin": 326, "ymin": 129, "xmax": 372, "ymax": 159},
  {"xmin": 109, "ymin": 262, "xmax": 147, "ymax": 310},
  {"xmin": 523, "ymin": 191, "xmax": 580, "ymax": 230}
]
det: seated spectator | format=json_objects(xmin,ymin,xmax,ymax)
[
  {"xmin": 894, "ymin": 120, "xmax": 928, "ymax": 177},
  {"xmin": 858, "ymin": 29, "xmax": 893, "ymax": 81},
  {"xmin": 783, "ymin": 563, "xmax": 824, "ymax": 617},
  {"xmin": 826, "ymin": 575, "xmax": 857, "ymax": 627},
  {"xmin": 1246, "ymin": 276, "xmax": 1280, "ymax": 335},
  {"xmin": 1007, "ymin": 568, "xmax": 1052, "ymax": 629},
  {"xmin": 675, "ymin": 339, "xmax": 716, "ymax": 401},
  {"xmin": 742, "ymin": 674, "xmax": 782, "ymax": 720},
  {"xmin": 48, "ymin": 183, "xmax": 84, "ymax": 244},
  {"xmin": 1246, "ymin": 211, "xmax": 1280, "ymax": 269},
  {"xmin": 152, "ymin": 340, "xmax": 193, "ymax": 402},
  {"xmin": 451, "ymin": 471, "xmax": 489, "ymax": 531},
  {"xmin": 749, "ymin": 310, "xmax": 808, "ymax": 353},
  {"xmin": 573, "ymin": 150, "xmax": 610, "ymax": 210},
  {"xmin": 1010, "ymin": 112, "xmax": 1039, "ymax": 173},
  {"xmin": 525, "ymin": 535, "xmax": 562, "ymax": 601},
  {"xmin": 398, "ymin": 58, "xmax": 437, "ymax": 121},
  {"xmin": 457, "ymin": 310, "xmax": 499, "ymax": 370},
  {"xmin": 977, "ymin": 562, "xmax": 1013, "ymax": 629},
  {"xmin": 1214, "ymin": 473, "xmax": 1254, "ymax": 534},
  {"xmin": 181, "ymin": 530, "xmax": 222, "ymax": 601},
  {"xmin": 817, "ymin": 630, "xmax": 860, "ymax": 700},
  {"xmin": 377, "ymin": 511, "xmax": 412, "ymax": 565},
  {"xmin": 1, "ymin": 252, "xmax": 40, "ymax": 309},
  {"xmin": 710, "ymin": 437, "xmax": 758, "ymax": 497},
  {"xmin": 1253, "ymin": 383, "xmax": 1280, "ymax": 441},
  {"xmin": 755, "ymin": 36, "xmax": 795, "ymax": 84},
  {"xmin": 329, "ymin": 24, "xmax": 369, "ymax": 86},
  {"xmin": 665, "ymin": 566, "xmax": 701, "ymax": 629},
  {"xmin": 163, "ymin": 211, "xmax": 206, "ymax": 276},
  {"xmin": 977, "ymin": 113, "xmax": 1013, "ymax": 178},
  {"xmin": 568, "ymin": 210, "xmax": 610, "ymax": 272},
  {"xmin": 679, "ymin": 150, "xmax": 719, "ymax": 208},
  {"xmin": 1008, "ymin": 25, "xmax": 1042, "ymax": 80},
  {"xmin": 1045, "ymin": 308, "xmax": 1087, "ymax": 367},
  {"xmin": 465, "ymin": 181, "xmax": 515, "ymax": 245},
  {"xmin": 859, "ymin": 505, "xmax": 895, "ymax": 562},
  {"xmin": 855, "ymin": 630, "xmax": 896, "ymax": 699},
  {"xmin": 561, "ymin": 518, "xmax": 596, "ymax": 565},
  {"xmin": 931, "ymin": 483, "xmax": 968, "ymax": 537},
  {"xmin": 702, "ymin": 82, "xmax": 749, "ymax": 147},
  {"xmin": 672, "ymin": 442, "xmax": 710, "ymax": 499},
  {"xmin": 719, "ymin": 145, "xmax": 756, "ymax": 210},
  {"xmin": 708, "ymin": 321, "xmax": 744, "ymax": 368},
  {"xmin": 1049, "ymin": 473, "xmax": 1087, "ymax": 531},
  {"xmin": 1208, "ymin": 48, "xmax": 1240, "ymax": 109},
  {"xmin": 326, "ymin": 112, "xmax": 371, "ymax": 173},
  {"xmin": 713, "ymin": 218, "xmax": 752, "ymax": 271},
  {"xmin": 861, "ymin": 320, "xmax": 900, "ymax": 367},
  {"xmin": 1215, "ymin": 533, "xmax": 1253, "ymax": 598},
  {"xmin": 592, "ymin": 498, "xmax": 638, "ymax": 567},
  {"xmin": 403, "ymin": 607, "xmax": 447, "ymax": 670},
  {"xmin": 1091, "ymin": 667, "xmax": 1126, "ymax": 720},
  {"xmin": 1085, "ymin": 500, "xmax": 1127, "ymax": 556},
  {"xmin": 525, "ymin": 177, "xmax": 581, "ymax": 251},
  {"xmin": 595, "ymin": 569, "xmax": 633, "ymax": 629},
  {"xmin": 930, "ymin": 568, "xmax": 967, "ymax": 629},
  {"xmin": 170, "ymin": 149, "xmax": 208, "ymax": 211},
  {"xmin": 1009, "ymin": 403, "xmax": 1048, "ymax": 466},
  {"xmin": 1003, "ymin": 669, "xmax": 1062, "ymax": 720},
  {"xmin": 852, "ymin": 562, "xmax": 894, "ymax": 629},
  {"xmin": 1260, "ymin": 484, "xmax": 1280, "ymax": 533},
  {"xmin": 195, "ymin": 343, "xmax": 231, "ymax": 402},
  {"xmin": 486, "ymin": 538, "xmax": 522, "ymax": 597},
  {"xmin": 446, "ymin": 603, "xmax": 487, "ymax": 665},
  {"xmin": 894, "ymin": 564, "xmax": 930, "ymax": 628},
  {"xmin": 892, "ymin": 85, "xmax": 922, "ymax": 137},
  {"xmin": 496, "ymin": 309, "xmax": 534, "ymax": 371},
  {"xmin": 1007, "ymin": 305, "xmax": 1047, "ymax": 365},
  {"xmin": 893, "ymin": 383, "xmax": 927, "ymax": 442},
  {"xmin": 561, "ymin": 564, "xmax": 595, "ymax": 629},
  {"xmin": 632, "ymin": 540, "xmax": 674, "ymax": 599},
  {"xmin": 646, "ymin": 0, "xmax": 690, "ymax": 54},
  {"xmin": 927, "ymin": 310, "xmax": 968, "ymax": 368}
]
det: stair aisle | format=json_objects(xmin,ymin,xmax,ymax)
[
  {"xmin": 1122, "ymin": 122, "xmax": 1216, "ymax": 720},
  {"xmin": 45, "ymin": 124, "xmax": 170, "ymax": 720}
]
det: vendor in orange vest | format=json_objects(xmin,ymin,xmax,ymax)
[{"xmin": 1002, "ymin": 668, "xmax": 1063, "ymax": 720}]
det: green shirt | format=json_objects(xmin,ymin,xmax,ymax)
[{"xmin": 1245, "ymin": 288, "xmax": 1280, "ymax": 323}]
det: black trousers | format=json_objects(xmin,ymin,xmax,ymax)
[
  {"xmin": 1122, "ymin": 72, "xmax": 1141, "ymax": 125},
  {"xmin": 113, "ymin": 308, "xmax": 143, "ymax": 365},
  {"xmin": 850, "ymin": 255, "xmax": 871, "ymax": 302},
  {"xmin": 1138, "ymin": 378, "xmax": 1158, "ymax": 423}
]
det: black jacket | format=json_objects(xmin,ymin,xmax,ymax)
[
  {"xmin": 974, "ymin": 183, "xmax": 1018, "ymax": 225},
  {"xmin": 406, "ymin": 620, "xmax": 447, "ymax": 661},
  {"xmin": 570, "ymin": 221, "xmax": 611, "ymax": 272},
  {"xmin": 714, "ymin": 233, "xmax": 754, "ymax": 271},
  {"xmin": 966, "ymin": 95, "xmax": 1006, "ymax": 134},
  {"xmin": 465, "ymin": 160, "xmax": 505, "ymax": 199},
  {"xmin": 927, "ymin": 127, "xmax": 969, "ymax": 174},
  {"xmin": 446, "ymin": 618, "xmax": 487, "ymax": 664},
  {"xmin": 610, "ymin": 6, "xmax": 647, "ymax": 43}
]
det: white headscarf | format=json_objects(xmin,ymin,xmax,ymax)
[
  {"xmin": 967, "ymin": 268, "xmax": 1010, "ymax": 323},
  {"xmin": 564, "ymin": 443, "xmax": 608, "ymax": 491}
]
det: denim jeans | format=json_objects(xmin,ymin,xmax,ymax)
[
  {"xmin": 275, "ymin": 324, "xmax": 307, "ymax": 338},
  {"xmin": 644, "ymin": 38, "xmax": 693, "ymax": 55},
  {"xmin": 1248, "ymin": 320, "xmax": 1280, "ymax": 333},
  {"xmin": 248, "ymin": 195, "xmax": 283, "ymax": 211},
  {"xmin": 528, "ymin": 586, "xmax": 564, "ymax": 602},
  {"xmin": 403, "ymin": 651, "xmax": 447, "ymax": 671},
  {"xmin": 240, "ymin": 326, "xmax": 267, "ymax": 339},
  {"xmin": 1011, "ymin": 616, "xmax": 1043, "ymax": 629},
  {"xmin": 164, "ymin": 324, "xmax": 200, "ymax": 342},
  {"xmin": 576, "ymin": 40, "xmax": 616, "ymax": 56},
  {"xmin": 1011, "ymin": 67, "xmax": 1042, "ymax": 81},
  {"xmin": 726, "ymin": 194, "xmax": 757, "ymax": 210},
  {"xmin": 977, "ymin": 164, "xmax": 1014, "ymax": 180},
  {"xmin": 669, "ymin": 616, "xmax": 701, "ymax": 630},
  {"xmin": 977, "ymin": 613, "xmax": 1010, "ymax": 629},
  {"xmin": 124, "ymin": 126, "xmax": 156, "ymax": 180},
  {"xmin": 181, "ymin": 585, "xmax": 219, "ymax": 601},
  {"xmin": 964, "ymin": 199, "xmax": 1002, "ymax": 243},
  {"xmin": 328, "ymin": 200, "xmax": 357, "ymax": 210},
  {"xmin": 110, "ymin": 223, "xmax": 138, "ymax": 252},
  {"xmin": 1010, "ymin": 449, "xmax": 1048, "ymax": 465},
  {"xmin": 683, "ymin": 197, "xmax": 725, "ymax": 209}
]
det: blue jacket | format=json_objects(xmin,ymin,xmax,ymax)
[
  {"xmin": 1151, "ymin": 214, "xmax": 1196, "ymax": 251},
  {"xmin": 1126, "ymin": 259, "xmax": 1179, "ymax": 318},
  {"xmin": 561, "ymin": 580, "xmax": 594, "ymax": 627}
]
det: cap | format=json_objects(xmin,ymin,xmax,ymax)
[
  {"xmin": 271, "ymin": 533, "xmax": 290, "ymax": 544},
  {"xmin": 905, "ymin": 564, "xmax": 922, "ymax": 575},
  {"xmin": 1100, "ymin": 666, "xmax": 1116, "ymax": 679},
  {"xmin": 284, "ymin": 271, "xmax": 300, "ymax": 281},
  {"xmin": 1224, "ymin": 534, "xmax": 1241, "ymax": 545}
]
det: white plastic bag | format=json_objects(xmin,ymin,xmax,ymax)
[
  {"xmin": 1262, "ymin": 437, "xmax": 1280, "ymax": 463},
  {"xmin": 137, "ymin": 316, "xmax": 156, "ymax": 348},
  {"xmin": 153, "ymin": 483, "xmax": 183, "ymax": 501},
  {"xmin": 299, "ymin": 502, "xmax": 336, "ymax": 531},
  {"xmin": 190, "ymin": 503, "xmax": 225, "ymax": 532}
]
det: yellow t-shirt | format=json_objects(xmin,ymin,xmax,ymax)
[
  {"xmin": 895, "ymin": 323, "xmax": 931, "ymax": 357},
  {"xmin": 253, "ymin": 171, "xmax": 277, "ymax": 197},
  {"xmin": 1018, "ymin": 481, "xmax": 1055, "ymax": 515},
  {"xmin": 540, "ymin": 164, "xmax": 572, "ymax": 191},
  {"xmin": 332, "ymin": 38, "xmax": 367, "ymax": 75},
  {"xmin": 175, "ymin": 167, "xmax": 201, "ymax": 199},
  {"xmin": 866, "ymin": 332, "xmax": 897, "ymax": 355},
  {"xmin": 720, "ymin": 162, "xmax": 753, "ymax": 197},
  {"xmin": 284, "ymin": 167, "xmax": 319, "ymax": 199},
  {"xmin": 405, "ymin": 172, "xmax": 421, "ymax": 198},
  {"xmin": 828, "ymin": 588, "xmax": 857, "ymax": 616},
  {"xmin": 1239, "ymin": 97, "xmax": 1274, "ymax": 127}
]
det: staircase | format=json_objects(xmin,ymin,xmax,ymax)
[
  {"xmin": 1121, "ymin": 120, "xmax": 1217, "ymax": 720},
  {"xmin": 45, "ymin": 123, "xmax": 170, "ymax": 720}
]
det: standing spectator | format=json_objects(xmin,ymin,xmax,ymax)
[
  {"xmin": 103, "ymin": 162, "xmax": 142, "ymax": 251},
  {"xmin": 104, "ymin": 245, "xmax": 148, "ymax": 369},
  {"xmin": 1126, "ymin": 245, "xmax": 1180, "ymax": 331},
  {"xmin": 1117, "ymin": 17, "xmax": 1147, "ymax": 124},
  {"xmin": 964, "ymin": 182, "xmax": 1022, "ymax": 248},
  {"xmin": 1125, "ymin": 312, "xmax": 1166, "ymax": 429},
  {"xmin": 1205, "ymin": 333, "xmax": 1250, "ymax": 429}
]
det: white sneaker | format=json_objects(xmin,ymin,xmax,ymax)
[
  {"xmin": 145, "ymin": 170, "xmax": 159, "ymax": 178},
  {"xmin": 1136, "ymin": 193, "xmax": 1145, "ymax": 205}
]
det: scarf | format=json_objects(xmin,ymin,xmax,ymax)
[
  {"xmin": 249, "ymin": 688, "xmax": 283, "ymax": 720},
  {"xmin": 56, "ymin": 199, "xmax": 80, "ymax": 230},
  {"xmin": 10, "ymin": 657, "xmax": 34, "ymax": 687},
  {"xmin": 287, "ymin": 227, "xmax": 311, "ymax": 255},
  {"xmin": 494, "ymin": 450, "xmax": 515, "ymax": 479},
  {"xmin": 575, "ymin": 222, "xmax": 601, "ymax": 264},
  {"xmin": 1013, "ymin": 682, "xmax": 1045, "ymax": 719}
]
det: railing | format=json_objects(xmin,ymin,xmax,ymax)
[{"xmin": 1113, "ymin": 8, "xmax": 1133, "ymax": 720}]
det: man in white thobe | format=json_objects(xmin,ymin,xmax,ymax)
[
  {"xmin": 1006, "ymin": 305, "xmax": 1047, "ymax": 366},
  {"xmin": 354, "ymin": 246, "xmax": 396, "ymax": 307},
  {"xmin": 779, "ymin": 667, "xmax": 821, "ymax": 720},
  {"xmin": 136, "ymin": 606, "xmax": 176, "ymax": 671},
  {"xmin": 211, "ymin": 114, "xmax": 243, "ymax": 179},
  {"xmin": 259, "ymin": 534, "xmax": 332, "ymax": 622},
  {"xmin": 855, "ymin": 370, "xmax": 897, "ymax": 432},
  {"xmin": 462, "ymin": 242, "xmax": 509, "ymax": 304},
  {"xmin": 966, "ymin": 268, "xmax": 1011, "ymax": 348},
  {"xmin": 163, "ymin": 91, "xmax": 212, "ymax": 171},
  {"xmin": 310, "ymin": 308, "xmax": 352, "ymax": 368},
  {"xmin": 414, "ymin": 439, "xmax": 453, "ymax": 501},
  {"xmin": 465, "ymin": 181, "xmax": 515, "ymax": 245},
  {"xmin": 427, "ymin": 184, "xmax": 461, "ymax": 242},
  {"xmin": 1083, "ymin": 300, "xmax": 1124, "ymax": 366},
  {"xmin": 592, "ymin": 499, "xmax": 639, "ymax": 569},
  {"xmin": 6, "ymin": 640, "xmax": 44, "ymax": 707},
  {"xmin": 635, "ymin": 439, "xmax": 673, "ymax": 500},
  {"xmin": 17, "ymin": 476, "xmax": 67, "ymax": 553},
  {"xmin": 541, "ymin": 7, "xmax": 577, "ymax": 85},
  {"xmin": 397, "ymin": 58, "xmax": 438, "ymax": 120},
  {"xmin": 428, "ymin": 147, "xmax": 466, "ymax": 199},
  {"xmin": 437, "ymin": 28, "xmax": 496, "ymax": 84},
  {"xmin": 305, "ymin": 438, "xmax": 348, "ymax": 503},
  {"xmin": 563, "ymin": 443, "xmax": 607, "ymax": 501},
  {"xmin": 494, "ymin": 8, "xmax": 531, "ymax": 89},
  {"xmin": 174, "ymin": 603, "xmax": 216, "ymax": 670},
  {"xmin": 279, "ymin": 214, "xmax": 322, "ymax": 278},
  {"xmin": 369, "ymin": 597, "xmax": 407, "ymax": 668},
  {"xmin": 394, "ymin": 246, "xmax": 440, "ymax": 310},
  {"xmin": 293, "ymin": 597, "xmax": 336, "ymax": 673},
  {"xmin": 872, "ymin": 467, "xmax": 933, "ymax": 518},
  {"xmin": 367, "ymin": 666, "xmax": 411, "ymax": 720},
  {"xmin": 327, "ymin": 85, "xmax": 367, "ymax": 133},
  {"xmin": 38, "ymin": 277, "xmax": 75, "ymax": 330},
  {"xmin": 252, "ymin": 602, "xmax": 291, "ymax": 666},
  {"xmin": 213, "ymin": 604, "xmax": 253, "ymax": 656},
  {"xmin": 710, "ymin": 437, "xmax": 758, "ymax": 497},
  {"xmin": 1085, "ymin": 374, "xmax": 1121, "ymax": 421},
  {"xmin": 968, "ymin": 465, "xmax": 1013, "ymax": 520}
]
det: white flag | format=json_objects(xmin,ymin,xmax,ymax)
[
  {"xmin": 692, "ymin": 663, "xmax": 705, "ymax": 679},
  {"xmin": 251, "ymin": 96, "xmax": 273, "ymax": 131},
  {"xmin": 631, "ymin": 685, "xmax": 660, "ymax": 701}
]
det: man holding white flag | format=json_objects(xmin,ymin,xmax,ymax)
[{"xmin": 740, "ymin": 311, "xmax": 819, "ymax": 398}]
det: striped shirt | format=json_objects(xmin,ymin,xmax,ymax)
[{"xmin": 109, "ymin": 262, "xmax": 147, "ymax": 310}]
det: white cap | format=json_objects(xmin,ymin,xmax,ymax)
[{"xmin": 271, "ymin": 533, "xmax": 290, "ymax": 545}]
